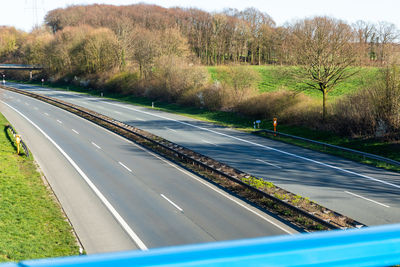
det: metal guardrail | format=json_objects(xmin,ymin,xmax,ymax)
[
  {"xmin": 6, "ymin": 124, "xmax": 29, "ymax": 157},
  {"xmin": 255, "ymin": 129, "xmax": 400, "ymax": 168},
  {"xmin": 1, "ymin": 85, "xmax": 366, "ymax": 230},
  {"xmin": 2, "ymin": 223, "xmax": 400, "ymax": 266}
]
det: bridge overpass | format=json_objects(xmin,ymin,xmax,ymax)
[
  {"xmin": 0, "ymin": 64, "xmax": 43, "ymax": 70},
  {"xmin": 0, "ymin": 64, "xmax": 44, "ymax": 79}
]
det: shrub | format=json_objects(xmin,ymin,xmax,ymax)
[
  {"xmin": 332, "ymin": 65, "xmax": 400, "ymax": 138},
  {"xmin": 105, "ymin": 72, "xmax": 140, "ymax": 95},
  {"xmin": 332, "ymin": 90, "xmax": 376, "ymax": 137},
  {"xmin": 201, "ymin": 82, "xmax": 224, "ymax": 111},
  {"xmin": 215, "ymin": 65, "xmax": 260, "ymax": 108},
  {"xmin": 148, "ymin": 55, "xmax": 209, "ymax": 102},
  {"xmin": 237, "ymin": 90, "xmax": 316, "ymax": 123}
]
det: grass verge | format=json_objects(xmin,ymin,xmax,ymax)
[
  {"xmin": 10, "ymin": 79, "xmax": 399, "ymax": 172},
  {"xmin": 0, "ymin": 112, "xmax": 80, "ymax": 262}
]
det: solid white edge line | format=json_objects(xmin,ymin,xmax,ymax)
[
  {"xmin": 119, "ymin": 161, "xmax": 132, "ymax": 172},
  {"xmin": 344, "ymin": 191, "xmax": 390, "ymax": 208},
  {"xmin": 104, "ymin": 101, "xmax": 400, "ymax": 190},
  {"xmin": 91, "ymin": 141, "xmax": 101, "ymax": 149},
  {"xmin": 72, "ymin": 129, "xmax": 79, "ymax": 135},
  {"xmin": 256, "ymin": 159, "xmax": 282, "ymax": 169},
  {"xmin": 0, "ymin": 100, "xmax": 148, "ymax": 250},
  {"xmin": 161, "ymin": 194, "xmax": 184, "ymax": 212}
]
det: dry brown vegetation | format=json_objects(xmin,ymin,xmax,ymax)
[{"xmin": 333, "ymin": 65, "xmax": 400, "ymax": 138}]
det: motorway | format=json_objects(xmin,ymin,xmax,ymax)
[
  {"xmin": 4, "ymin": 83, "xmax": 400, "ymax": 228},
  {"xmin": 0, "ymin": 88, "xmax": 296, "ymax": 254}
]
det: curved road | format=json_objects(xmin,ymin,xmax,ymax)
[
  {"xmin": 4, "ymin": 82, "xmax": 400, "ymax": 227},
  {"xmin": 0, "ymin": 88, "xmax": 296, "ymax": 254}
]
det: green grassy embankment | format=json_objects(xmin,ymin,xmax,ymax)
[
  {"xmin": 0, "ymin": 113, "xmax": 80, "ymax": 262},
  {"xmin": 208, "ymin": 65, "xmax": 380, "ymax": 99}
]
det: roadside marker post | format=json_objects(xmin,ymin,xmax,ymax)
[
  {"xmin": 273, "ymin": 118, "xmax": 277, "ymax": 136},
  {"xmin": 15, "ymin": 135, "xmax": 21, "ymax": 155}
]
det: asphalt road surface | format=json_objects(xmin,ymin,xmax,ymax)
[
  {"xmin": 0, "ymin": 87, "xmax": 297, "ymax": 254},
  {"xmin": 5, "ymin": 82, "xmax": 400, "ymax": 227}
]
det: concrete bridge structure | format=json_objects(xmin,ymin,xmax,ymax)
[{"xmin": 0, "ymin": 64, "xmax": 44, "ymax": 80}]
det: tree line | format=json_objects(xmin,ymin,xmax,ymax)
[
  {"xmin": 43, "ymin": 4, "xmax": 399, "ymax": 66},
  {"xmin": 0, "ymin": 4, "xmax": 398, "ymax": 69}
]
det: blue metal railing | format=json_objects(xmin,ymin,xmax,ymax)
[{"xmin": 2, "ymin": 223, "xmax": 400, "ymax": 266}]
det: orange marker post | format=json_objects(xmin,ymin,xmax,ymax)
[{"xmin": 273, "ymin": 118, "xmax": 277, "ymax": 136}]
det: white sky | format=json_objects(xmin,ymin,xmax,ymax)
[{"xmin": 2, "ymin": 0, "xmax": 400, "ymax": 32}]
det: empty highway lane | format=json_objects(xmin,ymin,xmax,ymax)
[
  {"xmin": 5, "ymin": 82, "xmax": 400, "ymax": 227},
  {"xmin": 0, "ymin": 88, "xmax": 296, "ymax": 254}
]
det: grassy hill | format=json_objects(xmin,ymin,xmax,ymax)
[{"xmin": 208, "ymin": 65, "xmax": 380, "ymax": 100}]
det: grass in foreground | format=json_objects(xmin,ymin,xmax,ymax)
[
  {"xmin": 11, "ymin": 79, "xmax": 399, "ymax": 171},
  {"xmin": 0, "ymin": 113, "xmax": 79, "ymax": 262}
]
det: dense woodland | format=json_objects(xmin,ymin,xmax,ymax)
[
  {"xmin": 4, "ymin": 4, "xmax": 399, "ymax": 67},
  {"xmin": 0, "ymin": 4, "xmax": 399, "ymax": 138}
]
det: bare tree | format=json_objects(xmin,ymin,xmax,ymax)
[
  {"xmin": 130, "ymin": 26, "xmax": 161, "ymax": 78},
  {"xmin": 289, "ymin": 17, "xmax": 357, "ymax": 120},
  {"xmin": 222, "ymin": 65, "xmax": 260, "ymax": 106},
  {"xmin": 352, "ymin": 20, "xmax": 376, "ymax": 64},
  {"xmin": 376, "ymin": 21, "xmax": 399, "ymax": 64}
]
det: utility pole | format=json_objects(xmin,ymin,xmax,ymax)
[{"xmin": 25, "ymin": 0, "xmax": 42, "ymax": 29}]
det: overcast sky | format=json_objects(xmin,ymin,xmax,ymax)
[{"xmin": 3, "ymin": 0, "xmax": 400, "ymax": 32}]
